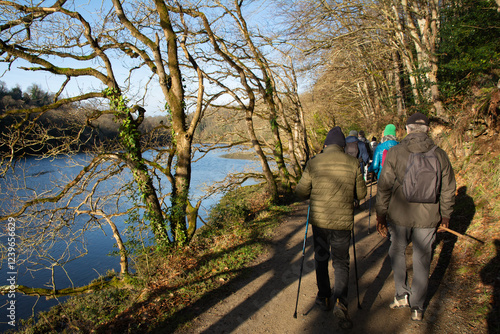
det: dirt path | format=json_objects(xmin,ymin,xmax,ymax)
[{"xmin": 173, "ymin": 184, "xmax": 480, "ymax": 334}]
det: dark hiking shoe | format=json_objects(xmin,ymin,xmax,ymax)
[
  {"xmin": 315, "ymin": 296, "xmax": 331, "ymax": 311},
  {"xmin": 389, "ymin": 294, "xmax": 410, "ymax": 309},
  {"xmin": 333, "ymin": 301, "xmax": 353, "ymax": 329},
  {"xmin": 411, "ymin": 307, "xmax": 424, "ymax": 321}
]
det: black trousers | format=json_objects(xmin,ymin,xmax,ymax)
[{"xmin": 312, "ymin": 226, "xmax": 351, "ymax": 306}]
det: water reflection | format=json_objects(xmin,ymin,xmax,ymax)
[{"xmin": 0, "ymin": 146, "xmax": 258, "ymax": 330}]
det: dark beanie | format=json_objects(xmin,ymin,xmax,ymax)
[
  {"xmin": 406, "ymin": 112, "xmax": 430, "ymax": 126},
  {"xmin": 324, "ymin": 126, "xmax": 346, "ymax": 147}
]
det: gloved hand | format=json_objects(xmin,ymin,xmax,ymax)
[
  {"xmin": 376, "ymin": 215, "xmax": 388, "ymax": 238},
  {"xmin": 438, "ymin": 217, "xmax": 450, "ymax": 232}
]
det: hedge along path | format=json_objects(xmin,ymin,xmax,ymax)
[{"xmin": 172, "ymin": 184, "xmax": 475, "ymax": 334}]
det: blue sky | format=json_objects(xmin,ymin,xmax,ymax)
[{"xmin": 0, "ymin": 1, "xmax": 309, "ymax": 116}]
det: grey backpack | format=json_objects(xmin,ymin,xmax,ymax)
[
  {"xmin": 345, "ymin": 141, "xmax": 360, "ymax": 161},
  {"xmin": 402, "ymin": 146, "xmax": 441, "ymax": 203}
]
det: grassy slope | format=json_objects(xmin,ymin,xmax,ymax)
[
  {"xmin": 440, "ymin": 131, "xmax": 500, "ymax": 333},
  {"xmin": 11, "ymin": 185, "xmax": 292, "ymax": 333}
]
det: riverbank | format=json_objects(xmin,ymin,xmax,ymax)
[
  {"xmin": 7, "ymin": 135, "xmax": 500, "ymax": 333},
  {"xmin": 219, "ymin": 152, "xmax": 259, "ymax": 160},
  {"xmin": 0, "ymin": 148, "xmax": 260, "ymax": 332},
  {"xmin": 9, "ymin": 184, "xmax": 290, "ymax": 333},
  {"xmin": 10, "ymin": 180, "xmax": 497, "ymax": 334}
]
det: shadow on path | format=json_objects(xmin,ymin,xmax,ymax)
[
  {"xmin": 481, "ymin": 239, "xmax": 500, "ymax": 333},
  {"xmin": 153, "ymin": 204, "xmax": 315, "ymax": 333},
  {"xmin": 98, "ymin": 184, "xmax": 476, "ymax": 334},
  {"xmin": 427, "ymin": 186, "xmax": 476, "ymax": 306}
]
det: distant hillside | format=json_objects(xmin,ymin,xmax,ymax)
[{"xmin": 0, "ymin": 82, "xmax": 170, "ymax": 157}]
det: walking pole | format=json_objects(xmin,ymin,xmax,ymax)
[
  {"xmin": 293, "ymin": 206, "xmax": 310, "ymax": 319},
  {"xmin": 368, "ymin": 177, "xmax": 373, "ymax": 234},
  {"xmin": 352, "ymin": 227, "xmax": 362, "ymax": 309}
]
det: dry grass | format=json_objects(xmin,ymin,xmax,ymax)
[{"xmin": 432, "ymin": 122, "xmax": 500, "ymax": 333}]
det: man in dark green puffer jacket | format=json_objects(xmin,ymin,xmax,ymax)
[{"xmin": 295, "ymin": 126, "xmax": 367, "ymax": 328}]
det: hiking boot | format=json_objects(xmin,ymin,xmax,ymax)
[
  {"xmin": 411, "ymin": 307, "xmax": 424, "ymax": 321},
  {"xmin": 333, "ymin": 301, "xmax": 353, "ymax": 329},
  {"xmin": 389, "ymin": 294, "xmax": 410, "ymax": 309},
  {"xmin": 315, "ymin": 296, "xmax": 331, "ymax": 311}
]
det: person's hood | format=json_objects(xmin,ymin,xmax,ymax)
[
  {"xmin": 402, "ymin": 132, "xmax": 434, "ymax": 153},
  {"xmin": 345, "ymin": 136, "xmax": 358, "ymax": 143},
  {"xmin": 381, "ymin": 135, "xmax": 397, "ymax": 143}
]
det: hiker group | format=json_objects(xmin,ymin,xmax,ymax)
[{"xmin": 294, "ymin": 112, "xmax": 456, "ymax": 328}]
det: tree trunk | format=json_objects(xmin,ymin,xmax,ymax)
[
  {"xmin": 392, "ymin": 51, "xmax": 405, "ymax": 116},
  {"xmin": 107, "ymin": 92, "xmax": 170, "ymax": 248},
  {"xmin": 391, "ymin": 1, "xmax": 421, "ymax": 106},
  {"xmin": 102, "ymin": 214, "xmax": 129, "ymax": 275},
  {"xmin": 170, "ymin": 133, "xmax": 192, "ymax": 245},
  {"xmin": 246, "ymin": 108, "xmax": 279, "ymax": 200}
]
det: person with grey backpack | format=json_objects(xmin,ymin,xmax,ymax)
[{"xmin": 375, "ymin": 113, "xmax": 456, "ymax": 322}]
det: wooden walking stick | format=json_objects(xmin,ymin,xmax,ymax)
[{"xmin": 439, "ymin": 226, "xmax": 484, "ymax": 245}]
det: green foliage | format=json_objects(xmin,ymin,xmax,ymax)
[
  {"xmin": 104, "ymin": 88, "xmax": 142, "ymax": 161},
  {"xmin": 207, "ymin": 184, "xmax": 271, "ymax": 229},
  {"xmin": 15, "ymin": 288, "xmax": 134, "ymax": 333},
  {"xmin": 119, "ymin": 185, "xmax": 155, "ymax": 257},
  {"xmin": 438, "ymin": 0, "xmax": 500, "ymax": 96}
]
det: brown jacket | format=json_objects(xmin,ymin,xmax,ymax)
[
  {"xmin": 295, "ymin": 145, "xmax": 367, "ymax": 230},
  {"xmin": 376, "ymin": 132, "xmax": 456, "ymax": 228}
]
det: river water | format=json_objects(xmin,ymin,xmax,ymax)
[{"xmin": 0, "ymin": 146, "xmax": 259, "ymax": 331}]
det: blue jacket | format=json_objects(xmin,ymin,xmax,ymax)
[{"xmin": 368, "ymin": 136, "xmax": 398, "ymax": 178}]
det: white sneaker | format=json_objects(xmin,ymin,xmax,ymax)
[
  {"xmin": 389, "ymin": 294, "xmax": 410, "ymax": 309},
  {"xmin": 411, "ymin": 307, "xmax": 423, "ymax": 321}
]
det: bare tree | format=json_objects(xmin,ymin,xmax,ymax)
[
  {"xmin": 175, "ymin": 0, "xmax": 312, "ymax": 198},
  {"xmin": 381, "ymin": 0, "xmax": 445, "ymax": 117},
  {"xmin": 277, "ymin": 0, "xmax": 449, "ymax": 131},
  {"xmin": 0, "ymin": 0, "xmax": 221, "ymax": 250}
]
